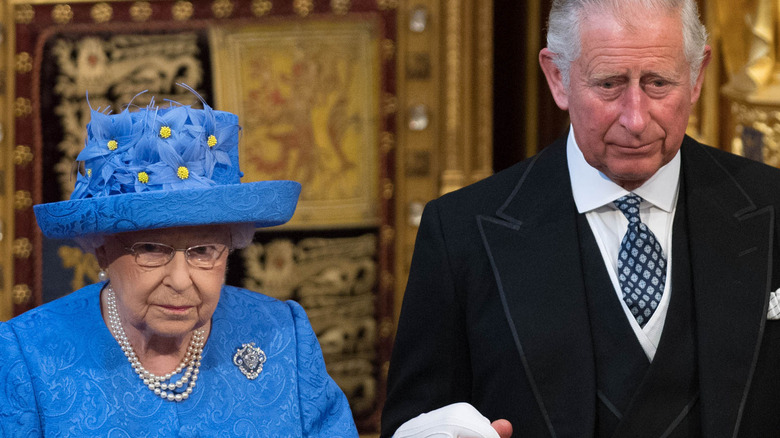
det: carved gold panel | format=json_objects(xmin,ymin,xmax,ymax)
[{"xmin": 393, "ymin": 0, "xmax": 493, "ymax": 321}]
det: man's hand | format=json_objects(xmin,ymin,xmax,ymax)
[{"xmin": 491, "ymin": 419, "xmax": 513, "ymax": 438}]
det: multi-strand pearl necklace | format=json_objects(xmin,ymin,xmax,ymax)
[{"xmin": 105, "ymin": 286, "xmax": 205, "ymax": 402}]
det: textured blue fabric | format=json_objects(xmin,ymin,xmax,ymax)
[
  {"xmin": 34, "ymin": 180, "xmax": 301, "ymax": 239},
  {"xmin": 614, "ymin": 193, "xmax": 667, "ymax": 327},
  {"xmin": 0, "ymin": 283, "xmax": 358, "ymax": 437},
  {"xmin": 33, "ymin": 95, "xmax": 301, "ymax": 239}
]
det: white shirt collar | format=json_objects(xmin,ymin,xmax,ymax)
[{"xmin": 566, "ymin": 126, "xmax": 680, "ymax": 213}]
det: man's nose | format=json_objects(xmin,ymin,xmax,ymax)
[{"xmin": 618, "ymin": 85, "xmax": 650, "ymax": 135}]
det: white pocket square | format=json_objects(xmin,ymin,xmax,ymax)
[{"xmin": 769, "ymin": 289, "xmax": 780, "ymax": 320}]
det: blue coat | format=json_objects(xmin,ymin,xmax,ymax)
[{"xmin": 0, "ymin": 283, "xmax": 358, "ymax": 437}]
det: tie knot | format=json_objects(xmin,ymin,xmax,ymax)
[{"xmin": 614, "ymin": 193, "xmax": 643, "ymax": 224}]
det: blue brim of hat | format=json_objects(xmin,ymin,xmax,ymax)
[{"xmin": 34, "ymin": 180, "xmax": 301, "ymax": 239}]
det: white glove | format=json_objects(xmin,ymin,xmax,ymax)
[{"xmin": 392, "ymin": 402, "xmax": 501, "ymax": 438}]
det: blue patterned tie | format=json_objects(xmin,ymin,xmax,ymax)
[{"xmin": 614, "ymin": 194, "xmax": 667, "ymax": 327}]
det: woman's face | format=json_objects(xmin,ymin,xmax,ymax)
[{"xmin": 97, "ymin": 225, "xmax": 231, "ymax": 341}]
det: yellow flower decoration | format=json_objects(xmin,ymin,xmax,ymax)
[
  {"xmin": 207, "ymin": 134, "xmax": 217, "ymax": 147},
  {"xmin": 107, "ymin": 139, "xmax": 118, "ymax": 151},
  {"xmin": 137, "ymin": 171, "xmax": 149, "ymax": 184},
  {"xmin": 160, "ymin": 126, "xmax": 172, "ymax": 139},
  {"xmin": 177, "ymin": 166, "xmax": 189, "ymax": 180},
  {"xmin": 87, "ymin": 168, "xmax": 92, "ymax": 178}
]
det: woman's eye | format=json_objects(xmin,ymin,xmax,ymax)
[
  {"xmin": 138, "ymin": 243, "xmax": 167, "ymax": 254},
  {"xmin": 190, "ymin": 246, "xmax": 212, "ymax": 256}
]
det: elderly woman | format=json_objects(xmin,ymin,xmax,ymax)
[{"xmin": 0, "ymin": 91, "xmax": 358, "ymax": 437}]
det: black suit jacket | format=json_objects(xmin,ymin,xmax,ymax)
[{"xmin": 382, "ymin": 136, "xmax": 780, "ymax": 437}]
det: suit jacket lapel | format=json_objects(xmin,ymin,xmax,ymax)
[
  {"xmin": 478, "ymin": 140, "xmax": 596, "ymax": 437},
  {"xmin": 682, "ymin": 139, "xmax": 775, "ymax": 437}
]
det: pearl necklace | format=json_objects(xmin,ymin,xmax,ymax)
[{"xmin": 105, "ymin": 286, "xmax": 205, "ymax": 402}]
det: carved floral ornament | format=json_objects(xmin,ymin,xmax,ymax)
[
  {"xmin": 293, "ymin": 0, "xmax": 314, "ymax": 16},
  {"xmin": 12, "ymin": 285, "xmax": 31, "ymax": 305},
  {"xmin": 52, "ymin": 4, "xmax": 74, "ymax": 24},
  {"xmin": 14, "ymin": 4, "xmax": 34, "ymax": 24},
  {"xmin": 91, "ymin": 2, "xmax": 113, "ymax": 23},
  {"xmin": 172, "ymin": 1, "xmax": 194, "ymax": 21},
  {"xmin": 251, "ymin": 0, "xmax": 273, "ymax": 16},
  {"xmin": 15, "ymin": 53, "xmax": 32, "ymax": 74},
  {"xmin": 130, "ymin": 2, "xmax": 153, "ymax": 21},
  {"xmin": 212, "ymin": 0, "xmax": 234, "ymax": 18},
  {"xmin": 12, "ymin": 238, "xmax": 32, "ymax": 259},
  {"xmin": 13, "ymin": 145, "xmax": 33, "ymax": 166}
]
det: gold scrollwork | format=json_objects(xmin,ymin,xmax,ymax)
[
  {"xmin": 13, "ymin": 238, "xmax": 32, "ymax": 259},
  {"xmin": 12, "ymin": 284, "xmax": 31, "ymax": 305},
  {"xmin": 381, "ymin": 38, "xmax": 395, "ymax": 62},
  {"xmin": 293, "ymin": 0, "xmax": 314, "ymax": 17},
  {"xmin": 380, "ymin": 225, "xmax": 395, "ymax": 245},
  {"xmin": 130, "ymin": 2, "xmax": 153, "ymax": 22},
  {"xmin": 14, "ymin": 145, "xmax": 33, "ymax": 166},
  {"xmin": 91, "ymin": 3, "xmax": 113, "ymax": 23},
  {"xmin": 212, "ymin": 0, "xmax": 234, "ymax": 18},
  {"xmin": 382, "ymin": 178, "xmax": 394, "ymax": 200},
  {"xmin": 58, "ymin": 246, "xmax": 100, "ymax": 292},
  {"xmin": 331, "ymin": 0, "xmax": 350, "ymax": 15},
  {"xmin": 52, "ymin": 4, "xmax": 74, "ymax": 24},
  {"xmin": 172, "ymin": 1, "xmax": 194, "ymax": 21},
  {"xmin": 15, "ymin": 53, "xmax": 32, "ymax": 74},
  {"xmin": 380, "ymin": 131, "xmax": 395, "ymax": 154},
  {"xmin": 382, "ymin": 92, "xmax": 397, "ymax": 116},
  {"xmin": 14, "ymin": 191, "xmax": 32, "ymax": 210},
  {"xmin": 14, "ymin": 4, "xmax": 34, "ymax": 24},
  {"xmin": 251, "ymin": 0, "xmax": 272, "ymax": 17},
  {"xmin": 14, "ymin": 98, "xmax": 32, "ymax": 118}
]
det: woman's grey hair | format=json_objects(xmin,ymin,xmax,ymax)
[
  {"xmin": 74, "ymin": 222, "xmax": 257, "ymax": 255},
  {"xmin": 546, "ymin": 0, "xmax": 708, "ymax": 89}
]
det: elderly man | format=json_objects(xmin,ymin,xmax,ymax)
[{"xmin": 381, "ymin": 0, "xmax": 780, "ymax": 437}]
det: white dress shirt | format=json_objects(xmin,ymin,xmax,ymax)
[{"xmin": 566, "ymin": 128, "xmax": 680, "ymax": 361}]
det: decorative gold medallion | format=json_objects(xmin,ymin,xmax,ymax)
[{"xmin": 233, "ymin": 342, "xmax": 266, "ymax": 379}]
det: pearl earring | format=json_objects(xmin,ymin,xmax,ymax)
[{"xmin": 98, "ymin": 269, "xmax": 109, "ymax": 282}]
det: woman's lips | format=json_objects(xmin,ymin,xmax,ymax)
[{"xmin": 157, "ymin": 305, "xmax": 193, "ymax": 313}]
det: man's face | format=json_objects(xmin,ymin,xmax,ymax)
[{"xmin": 541, "ymin": 8, "xmax": 710, "ymax": 190}]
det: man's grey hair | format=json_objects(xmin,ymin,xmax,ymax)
[
  {"xmin": 75, "ymin": 222, "xmax": 257, "ymax": 255},
  {"xmin": 546, "ymin": 0, "xmax": 708, "ymax": 89}
]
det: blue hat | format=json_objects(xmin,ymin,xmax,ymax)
[{"xmin": 34, "ymin": 90, "xmax": 300, "ymax": 239}]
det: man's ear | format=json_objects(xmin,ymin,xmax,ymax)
[
  {"xmin": 690, "ymin": 44, "xmax": 712, "ymax": 104},
  {"xmin": 539, "ymin": 48, "xmax": 570, "ymax": 111}
]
